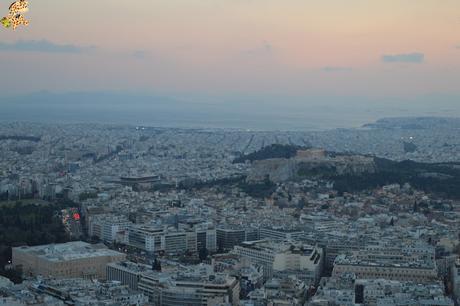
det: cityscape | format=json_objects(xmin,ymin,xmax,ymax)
[
  {"xmin": 1, "ymin": 0, "xmax": 460, "ymax": 305},
  {"xmin": 0, "ymin": 118, "xmax": 459, "ymax": 305}
]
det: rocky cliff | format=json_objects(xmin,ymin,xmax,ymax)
[{"xmin": 247, "ymin": 149, "xmax": 376, "ymax": 183}]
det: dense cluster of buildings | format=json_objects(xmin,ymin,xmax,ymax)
[
  {"xmin": 2, "ymin": 119, "xmax": 460, "ymax": 201},
  {"xmin": 310, "ymin": 273, "xmax": 453, "ymax": 306},
  {"xmin": 1, "ymin": 121, "xmax": 460, "ymax": 305},
  {"xmin": 0, "ymin": 277, "xmax": 148, "ymax": 306}
]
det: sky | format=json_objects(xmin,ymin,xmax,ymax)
[{"xmin": 0, "ymin": 0, "xmax": 460, "ymax": 101}]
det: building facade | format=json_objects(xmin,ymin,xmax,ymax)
[
  {"xmin": 234, "ymin": 240, "xmax": 323, "ymax": 283},
  {"xmin": 12, "ymin": 241, "xmax": 126, "ymax": 280}
]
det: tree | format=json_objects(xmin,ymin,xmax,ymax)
[
  {"xmin": 413, "ymin": 201, "xmax": 418, "ymax": 212},
  {"xmin": 0, "ymin": 268, "xmax": 23, "ymax": 284},
  {"xmin": 152, "ymin": 258, "xmax": 162, "ymax": 272},
  {"xmin": 0, "ymin": 201, "xmax": 71, "ymax": 269},
  {"xmin": 297, "ymin": 198, "xmax": 307, "ymax": 209},
  {"xmin": 199, "ymin": 248, "xmax": 209, "ymax": 261},
  {"xmin": 454, "ymin": 244, "xmax": 460, "ymax": 256},
  {"xmin": 90, "ymin": 235, "xmax": 100, "ymax": 243}
]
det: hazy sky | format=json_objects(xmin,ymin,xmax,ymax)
[{"xmin": 1, "ymin": 0, "xmax": 460, "ymax": 98}]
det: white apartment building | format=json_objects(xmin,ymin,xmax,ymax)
[{"xmin": 234, "ymin": 240, "xmax": 323, "ymax": 283}]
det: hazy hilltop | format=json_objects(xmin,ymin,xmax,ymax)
[
  {"xmin": 364, "ymin": 117, "xmax": 460, "ymax": 129},
  {"xmin": 241, "ymin": 146, "xmax": 460, "ymax": 199}
]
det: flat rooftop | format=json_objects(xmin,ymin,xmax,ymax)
[
  {"xmin": 107, "ymin": 261, "xmax": 151, "ymax": 273},
  {"xmin": 14, "ymin": 241, "xmax": 124, "ymax": 262},
  {"xmin": 334, "ymin": 254, "xmax": 435, "ymax": 269},
  {"xmin": 237, "ymin": 240, "xmax": 316, "ymax": 255}
]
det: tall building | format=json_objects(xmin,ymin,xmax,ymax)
[
  {"xmin": 164, "ymin": 232, "xmax": 187, "ymax": 255},
  {"xmin": 127, "ymin": 225, "xmax": 199, "ymax": 255},
  {"xmin": 196, "ymin": 228, "xmax": 217, "ymax": 253},
  {"xmin": 217, "ymin": 227, "xmax": 259, "ymax": 251},
  {"xmin": 234, "ymin": 240, "xmax": 323, "ymax": 283},
  {"xmin": 12, "ymin": 241, "xmax": 126, "ymax": 280},
  {"xmin": 101, "ymin": 216, "xmax": 132, "ymax": 243},
  {"xmin": 88, "ymin": 220, "xmax": 102, "ymax": 239},
  {"xmin": 107, "ymin": 261, "xmax": 151, "ymax": 290},
  {"xmin": 128, "ymin": 225, "xmax": 164, "ymax": 253},
  {"xmin": 138, "ymin": 263, "xmax": 240, "ymax": 306},
  {"xmin": 259, "ymin": 227, "xmax": 303, "ymax": 241},
  {"xmin": 87, "ymin": 213, "xmax": 130, "ymax": 241},
  {"xmin": 217, "ymin": 228, "xmax": 246, "ymax": 251},
  {"xmin": 332, "ymin": 243, "xmax": 439, "ymax": 284}
]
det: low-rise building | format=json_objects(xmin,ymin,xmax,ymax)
[
  {"xmin": 234, "ymin": 240, "xmax": 323, "ymax": 283},
  {"xmin": 332, "ymin": 244, "xmax": 438, "ymax": 284},
  {"xmin": 33, "ymin": 278, "xmax": 147, "ymax": 306},
  {"xmin": 107, "ymin": 261, "xmax": 152, "ymax": 290},
  {"xmin": 138, "ymin": 263, "xmax": 240, "ymax": 306},
  {"xmin": 12, "ymin": 241, "xmax": 126, "ymax": 280},
  {"xmin": 310, "ymin": 273, "xmax": 454, "ymax": 306}
]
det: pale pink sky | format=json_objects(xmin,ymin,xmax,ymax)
[{"xmin": 1, "ymin": 0, "xmax": 459, "ymax": 96}]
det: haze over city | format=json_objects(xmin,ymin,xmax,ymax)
[{"xmin": 1, "ymin": 0, "xmax": 460, "ymax": 129}]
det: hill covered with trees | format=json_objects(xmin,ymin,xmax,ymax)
[
  {"xmin": 233, "ymin": 144, "xmax": 306, "ymax": 164},
  {"xmin": 0, "ymin": 201, "xmax": 73, "ymax": 283},
  {"xmin": 239, "ymin": 144, "xmax": 460, "ymax": 199},
  {"xmin": 331, "ymin": 158, "xmax": 460, "ymax": 199}
]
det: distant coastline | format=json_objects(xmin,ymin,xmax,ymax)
[{"xmin": 1, "ymin": 92, "xmax": 460, "ymax": 132}]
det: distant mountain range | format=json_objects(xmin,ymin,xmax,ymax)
[{"xmin": 2, "ymin": 91, "xmax": 460, "ymax": 131}]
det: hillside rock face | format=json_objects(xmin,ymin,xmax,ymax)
[
  {"xmin": 247, "ymin": 158, "xmax": 297, "ymax": 182},
  {"xmin": 247, "ymin": 149, "xmax": 376, "ymax": 183}
]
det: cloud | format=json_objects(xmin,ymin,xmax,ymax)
[
  {"xmin": 322, "ymin": 66, "xmax": 352, "ymax": 72},
  {"xmin": 0, "ymin": 40, "xmax": 94, "ymax": 53},
  {"xmin": 130, "ymin": 50, "xmax": 149, "ymax": 59},
  {"xmin": 381, "ymin": 52, "xmax": 424, "ymax": 63},
  {"xmin": 243, "ymin": 41, "xmax": 273, "ymax": 56},
  {"xmin": 455, "ymin": 45, "xmax": 460, "ymax": 49}
]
